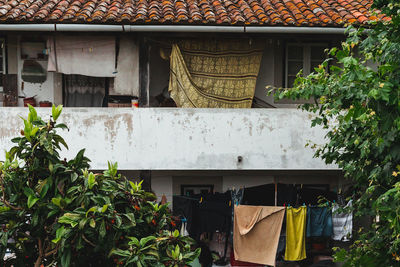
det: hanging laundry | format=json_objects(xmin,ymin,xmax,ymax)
[
  {"xmin": 306, "ymin": 206, "xmax": 333, "ymax": 237},
  {"xmin": 173, "ymin": 196, "xmax": 197, "ymax": 235},
  {"xmin": 229, "ymin": 188, "xmax": 244, "ymax": 242},
  {"xmin": 47, "ymin": 36, "xmax": 116, "ymax": 77},
  {"xmin": 285, "ymin": 206, "xmax": 307, "ymax": 261},
  {"xmin": 332, "ymin": 200, "xmax": 353, "ymax": 241},
  {"xmin": 234, "ymin": 205, "xmax": 285, "ymax": 266},
  {"xmin": 168, "ymin": 40, "xmax": 264, "ymax": 108},
  {"xmin": 242, "ymin": 184, "xmax": 275, "ymax": 206}
]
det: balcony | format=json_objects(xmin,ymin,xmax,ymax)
[{"xmin": 0, "ymin": 107, "xmax": 336, "ymax": 171}]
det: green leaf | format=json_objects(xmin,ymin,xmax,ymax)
[
  {"xmin": 139, "ymin": 236, "xmax": 156, "ymax": 247},
  {"xmin": 173, "ymin": 229, "xmax": 180, "ymax": 238},
  {"xmin": 52, "ymin": 197, "xmax": 63, "ymax": 208},
  {"xmin": 52, "ymin": 226, "xmax": 65, "ymax": 244},
  {"xmin": 52, "ymin": 104, "xmax": 63, "ymax": 121},
  {"xmin": 27, "ymin": 195, "xmax": 39, "ymax": 208},
  {"xmin": 28, "ymin": 104, "xmax": 37, "ymax": 122},
  {"xmin": 89, "ymin": 218, "xmax": 96, "ymax": 228},
  {"xmin": 99, "ymin": 220, "xmax": 106, "ymax": 238},
  {"xmin": 58, "ymin": 213, "xmax": 81, "ymax": 228},
  {"xmin": 86, "ymin": 206, "xmax": 97, "ymax": 217},
  {"xmin": 88, "ymin": 172, "xmax": 96, "ymax": 189},
  {"xmin": 70, "ymin": 173, "xmax": 78, "ymax": 182},
  {"xmin": 61, "ymin": 248, "xmax": 71, "ymax": 267},
  {"xmin": 100, "ymin": 204, "xmax": 109, "ymax": 213}
]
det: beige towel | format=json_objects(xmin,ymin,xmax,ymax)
[{"xmin": 234, "ymin": 205, "xmax": 285, "ymax": 266}]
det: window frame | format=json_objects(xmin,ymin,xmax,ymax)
[{"xmin": 285, "ymin": 43, "xmax": 328, "ymax": 88}]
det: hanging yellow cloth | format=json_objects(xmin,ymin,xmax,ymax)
[
  {"xmin": 285, "ymin": 206, "xmax": 307, "ymax": 261},
  {"xmin": 168, "ymin": 40, "xmax": 263, "ymax": 108}
]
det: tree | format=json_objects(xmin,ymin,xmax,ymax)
[
  {"xmin": 0, "ymin": 105, "xmax": 200, "ymax": 267},
  {"xmin": 273, "ymin": 0, "xmax": 400, "ymax": 266}
]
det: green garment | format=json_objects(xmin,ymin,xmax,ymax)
[{"xmin": 285, "ymin": 206, "xmax": 307, "ymax": 261}]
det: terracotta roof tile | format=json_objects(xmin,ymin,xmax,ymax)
[{"xmin": 0, "ymin": 0, "xmax": 389, "ymax": 26}]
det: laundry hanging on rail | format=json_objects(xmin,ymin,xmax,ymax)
[
  {"xmin": 332, "ymin": 200, "xmax": 353, "ymax": 241},
  {"xmin": 306, "ymin": 206, "xmax": 333, "ymax": 237},
  {"xmin": 234, "ymin": 205, "xmax": 285, "ymax": 266},
  {"xmin": 285, "ymin": 206, "xmax": 307, "ymax": 261},
  {"xmin": 168, "ymin": 40, "xmax": 263, "ymax": 108}
]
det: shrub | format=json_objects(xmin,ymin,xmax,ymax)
[{"xmin": 0, "ymin": 105, "xmax": 199, "ymax": 267}]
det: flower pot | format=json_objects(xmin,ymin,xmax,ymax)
[
  {"xmin": 23, "ymin": 97, "xmax": 36, "ymax": 107},
  {"xmin": 39, "ymin": 101, "xmax": 52, "ymax": 107}
]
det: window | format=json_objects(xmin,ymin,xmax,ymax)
[
  {"xmin": 285, "ymin": 43, "xmax": 327, "ymax": 88},
  {"xmin": 0, "ymin": 39, "xmax": 6, "ymax": 91}
]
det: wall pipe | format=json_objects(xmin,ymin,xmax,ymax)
[{"xmin": 0, "ymin": 24, "xmax": 347, "ymax": 34}]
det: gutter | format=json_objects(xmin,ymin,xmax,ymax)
[{"xmin": 0, "ymin": 24, "xmax": 346, "ymax": 34}]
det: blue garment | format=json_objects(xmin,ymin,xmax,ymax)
[{"xmin": 306, "ymin": 206, "xmax": 333, "ymax": 237}]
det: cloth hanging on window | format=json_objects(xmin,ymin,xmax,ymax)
[
  {"xmin": 64, "ymin": 75, "xmax": 105, "ymax": 107},
  {"xmin": 306, "ymin": 206, "xmax": 333, "ymax": 237},
  {"xmin": 169, "ymin": 40, "xmax": 263, "ymax": 108},
  {"xmin": 285, "ymin": 206, "xmax": 307, "ymax": 261},
  {"xmin": 332, "ymin": 200, "xmax": 352, "ymax": 241},
  {"xmin": 47, "ymin": 36, "xmax": 116, "ymax": 77},
  {"xmin": 234, "ymin": 205, "xmax": 285, "ymax": 266},
  {"xmin": 111, "ymin": 37, "xmax": 139, "ymax": 96}
]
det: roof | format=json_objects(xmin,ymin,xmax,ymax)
[{"xmin": 0, "ymin": 0, "xmax": 388, "ymax": 26}]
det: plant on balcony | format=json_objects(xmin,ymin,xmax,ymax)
[
  {"xmin": 0, "ymin": 105, "xmax": 200, "ymax": 267},
  {"xmin": 274, "ymin": 0, "xmax": 400, "ymax": 265}
]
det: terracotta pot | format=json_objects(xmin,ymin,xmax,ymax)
[
  {"xmin": 39, "ymin": 101, "xmax": 52, "ymax": 107},
  {"xmin": 23, "ymin": 97, "xmax": 36, "ymax": 107}
]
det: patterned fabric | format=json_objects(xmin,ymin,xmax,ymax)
[{"xmin": 169, "ymin": 40, "xmax": 263, "ymax": 108}]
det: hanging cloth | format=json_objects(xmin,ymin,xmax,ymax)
[
  {"xmin": 332, "ymin": 200, "xmax": 353, "ymax": 241},
  {"xmin": 234, "ymin": 205, "xmax": 285, "ymax": 266},
  {"xmin": 47, "ymin": 36, "xmax": 116, "ymax": 77},
  {"xmin": 64, "ymin": 74, "xmax": 105, "ymax": 107},
  {"xmin": 111, "ymin": 37, "xmax": 139, "ymax": 96},
  {"xmin": 168, "ymin": 40, "xmax": 263, "ymax": 108},
  {"xmin": 306, "ymin": 206, "xmax": 333, "ymax": 237},
  {"xmin": 285, "ymin": 206, "xmax": 307, "ymax": 261}
]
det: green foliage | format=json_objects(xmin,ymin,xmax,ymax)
[
  {"xmin": 272, "ymin": 1, "xmax": 400, "ymax": 265},
  {"xmin": 0, "ymin": 105, "xmax": 199, "ymax": 267}
]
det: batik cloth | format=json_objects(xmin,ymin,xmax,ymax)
[{"xmin": 169, "ymin": 40, "xmax": 263, "ymax": 108}]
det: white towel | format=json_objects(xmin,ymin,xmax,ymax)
[{"xmin": 332, "ymin": 200, "xmax": 352, "ymax": 241}]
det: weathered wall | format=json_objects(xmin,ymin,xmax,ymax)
[{"xmin": 0, "ymin": 107, "xmax": 337, "ymax": 170}]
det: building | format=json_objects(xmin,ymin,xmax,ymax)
[{"xmin": 0, "ymin": 0, "xmax": 386, "ymax": 264}]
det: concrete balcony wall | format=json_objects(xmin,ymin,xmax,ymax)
[{"xmin": 0, "ymin": 107, "xmax": 337, "ymax": 170}]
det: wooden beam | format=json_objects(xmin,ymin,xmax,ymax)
[{"xmin": 138, "ymin": 37, "xmax": 150, "ymax": 107}]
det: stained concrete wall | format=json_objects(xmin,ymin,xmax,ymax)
[{"xmin": 0, "ymin": 107, "xmax": 337, "ymax": 170}]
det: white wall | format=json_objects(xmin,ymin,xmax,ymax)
[{"xmin": 0, "ymin": 107, "xmax": 337, "ymax": 170}]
